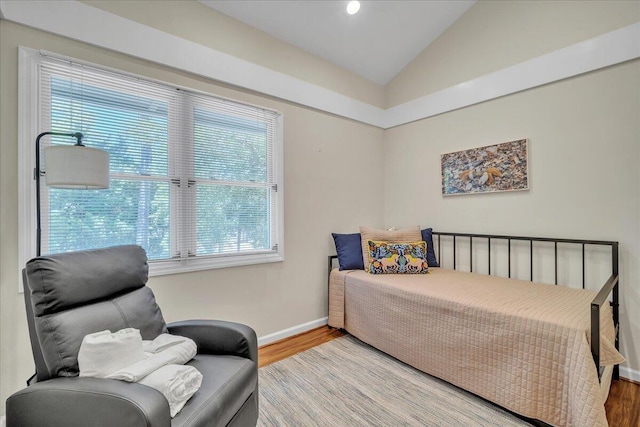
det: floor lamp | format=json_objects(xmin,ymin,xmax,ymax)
[{"xmin": 35, "ymin": 131, "xmax": 110, "ymax": 256}]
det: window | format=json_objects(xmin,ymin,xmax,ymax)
[{"xmin": 19, "ymin": 48, "xmax": 284, "ymax": 276}]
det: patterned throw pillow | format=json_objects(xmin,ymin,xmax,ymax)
[
  {"xmin": 359, "ymin": 226, "xmax": 422, "ymax": 269},
  {"xmin": 367, "ymin": 240, "xmax": 429, "ymax": 274}
]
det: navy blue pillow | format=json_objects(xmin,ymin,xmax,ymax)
[
  {"xmin": 332, "ymin": 233, "xmax": 364, "ymax": 270},
  {"xmin": 421, "ymin": 228, "xmax": 440, "ymax": 267}
]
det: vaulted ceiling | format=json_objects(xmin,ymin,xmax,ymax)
[{"xmin": 200, "ymin": 0, "xmax": 475, "ymax": 85}]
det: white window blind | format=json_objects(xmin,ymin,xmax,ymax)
[{"xmin": 29, "ymin": 50, "xmax": 283, "ymax": 274}]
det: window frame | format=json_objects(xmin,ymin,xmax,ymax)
[{"xmin": 18, "ymin": 47, "xmax": 284, "ymax": 282}]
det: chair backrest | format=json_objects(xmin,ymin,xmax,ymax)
[{"xmin": 22, "ymin": 245, "xmax": 168, "ymax": 382}]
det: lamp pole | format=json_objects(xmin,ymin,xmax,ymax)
[{"xmin": 34, "ymin": 132, "xmax": 84, "ymax": 257}]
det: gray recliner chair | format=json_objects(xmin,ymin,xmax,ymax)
[{"xmin": 6, "ymin": 245, "xmax": 259, "ymax": 427}]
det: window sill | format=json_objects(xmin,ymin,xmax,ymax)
[{"xmin": 148, "ymin": 252, "xmax": 284, "ymax": 276}]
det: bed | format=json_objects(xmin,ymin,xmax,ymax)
[{"xmin": 328, "ymin": 231, "xmax": 622, "ymax": 427}]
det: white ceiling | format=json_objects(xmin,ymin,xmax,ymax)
[{"xmin": 200, "ymin": 0, "xmax": 475, "ymax": 85}]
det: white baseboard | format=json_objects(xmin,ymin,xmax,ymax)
[
  {"xmin": 1, "ymin": 414, "xmax": 6, "ymax": 427},
  {"xmin": 258, "ymin": 317, "xmax": 328, "ymax": 347},
  {"xmin": 620, "ymin": 366, "xmax": 640, "ymax": 383}
]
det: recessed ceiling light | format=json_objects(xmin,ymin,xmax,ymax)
[{"xmin": 346, "ymin": 0, "xmax": 360, "ymax": 15}]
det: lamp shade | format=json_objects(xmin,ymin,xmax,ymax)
[{"xmin": 44, "ymin": 145, "xmax": 110, "ymax": 189}]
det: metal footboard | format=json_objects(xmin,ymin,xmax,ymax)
[{"xmin": 432, "ymin": 232, "xmax": 620, "ymax": 381}]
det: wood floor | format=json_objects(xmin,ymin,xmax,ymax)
[
  {"xmin": 258, "ymin": 326, "xmax": 640, "ymax": 427},
  {"xmin": 258, "ymin": 326, "xmax": 345, "ymax": 368},
  {"xmin": 605, "ymin": 377, "xmax": 640, "ymax": 427}
]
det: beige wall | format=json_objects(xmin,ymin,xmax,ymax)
[
  {"xmin": 383, "ymin": 0, "xmax": 640, "ymax": 376},
  {"xmin": 83, "ymin": 0, "xmax": 386, "ymax": 109},
  {"xmin": 384, "ymin": 58, "xmax": 640, "ymax": 375},
  {"xmin": 0, "ymin": 19, "xmax": 385, "ymax": 408},
  {"xmin": 386, "ymin": 0, "xmax": 640, "ymax": 108}
]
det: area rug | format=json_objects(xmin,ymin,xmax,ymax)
[{"xmin": 258, "ymin": 335, "xmax": 532, "ymax": 426}]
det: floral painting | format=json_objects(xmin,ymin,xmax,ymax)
[{"xmin": 441, "ymin": 139, "xmax": 528, "ymax": 196}]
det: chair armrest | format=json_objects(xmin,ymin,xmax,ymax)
[
  {"xmin": 167, "ymin": 320, "xmax": 257, "ymax": 363},
  {"xmin": 6, "ymin": 377, "xmax": 170, "ymax": 427}
]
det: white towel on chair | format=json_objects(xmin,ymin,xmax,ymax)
[
  {"xmin": 79, "ymin": 330, "xmax": 201, "ymax": 418},
  {"xmin": 142, "ymin": 333, "xmax": 191, "ymax": 354},
  {"xmin": 78, "ymin": 328, "xmax": 146, "ymax": 378},
  {"xmin": 138, "ymin": 364, "xmax": 203, "ymax": 417},
  {"xmin": 106, "ymin": 334, "xmax": 197, "ymax": 382}
]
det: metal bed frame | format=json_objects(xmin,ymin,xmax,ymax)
[{"xmin": 328, "ymin": 231, "xmax": 620, "ymax": 381}]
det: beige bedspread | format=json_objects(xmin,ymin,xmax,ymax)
[{"xmin": 329, "ymin": 268, "xmax": 623, "ymax": 427}]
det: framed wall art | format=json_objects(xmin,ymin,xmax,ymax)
[{"xmin": 441, "ymin": 139, "xmax": 528, "ymax": 196}]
